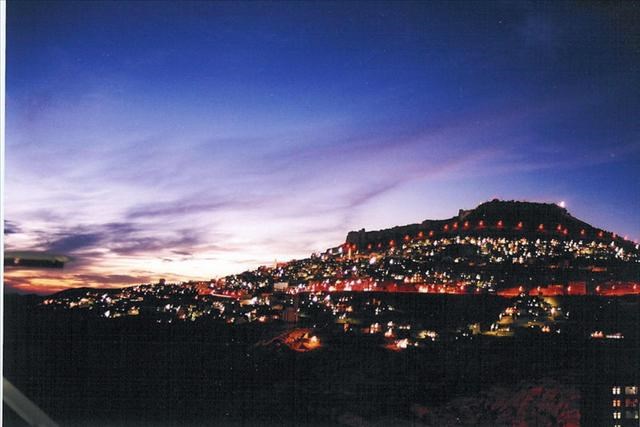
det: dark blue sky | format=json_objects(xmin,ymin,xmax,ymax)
[{"xmin": 5, "ymin": 1, "xmax": 640, "ymax": 292}]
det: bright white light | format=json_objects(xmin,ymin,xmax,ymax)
[{"xmin": 559, "ymin": 201, "xmax": 566, "ymax": 208}]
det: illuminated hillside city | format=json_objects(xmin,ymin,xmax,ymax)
[
  {"xmin": 7, "ymin": 200, "xmax": 640, "ymax": 426},
  {"xmin": 41, "ymin": 201, "xmax": 640, "ymax": 338},
  {"xmin": 6, "ymin": 1, "xmax": 640, "ymax": 425}
]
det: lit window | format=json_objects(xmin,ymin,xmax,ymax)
[
  {"xmin": 626, "ymin": 399, "xmax": 639, "ymax": 408},
  {"xmin": 613, "ymin": 400, "xmax": 621, "ymax": 407},
  {"xmin": 613, "ymin": 411, "xmax": 621, "ymax": 419},
  {"xmin": 626, "ymin": 386, "xmax": 638, "ymax": 395},
  {"xmin": 613, "ymin": 387, "xmax": 621, "ymax": 395},
  {"xmin": 625, "ymin": 410, "xmax": 639, "ymax": 419}
]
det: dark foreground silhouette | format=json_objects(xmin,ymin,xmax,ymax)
[{"xmin": 4, "ymin": 293, "xmax": 638, "ymax": 426}]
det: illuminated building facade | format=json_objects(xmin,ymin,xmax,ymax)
[{"xmin": 610, "ymin": 386, "xmax": 639, "ymax": 426}]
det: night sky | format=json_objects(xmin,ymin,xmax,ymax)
[{"xmin": 4, "ymin": 1, "xmax": 640, "ymax": 293}]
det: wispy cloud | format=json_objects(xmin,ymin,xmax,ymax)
[
  {"xmin": 46, "ymin": 232, "xmax": 103, "ymax": 253},
  {"xmin": 5, "ymin": 1, "xmax": 640, "ymax": 294},
  {"xmin": 7, "ymin": 92, "xmax": 638, "ymax": 295},
  {"xmin": 4, "ymin": 220, "xmax": 21, "ymax": 235}
]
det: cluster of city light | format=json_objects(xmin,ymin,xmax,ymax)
[
  {"xmin": 198, "ymin": 231, "xmax": 640, "ymax": 298},
  {"xmin": 394, "ymin": 235, "xmax": 639, "ymax": 264},
  {"xmin": 488, "ymin": 294, "xmax": 566, "ymax": 336},
  {"xmin": 40, "ymin": 282, "xmax": 260, "ymax": 324},
  {"xmin": 43, "ymin": 281, "xmax": 473, "ymax": 351},
  {"xmin": 40, "ymin": 223, "xmax": 640, "ymax": 342}
]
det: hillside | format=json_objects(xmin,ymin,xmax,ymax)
[{"xmin": 346, "ymin": 199, "xmax": 623, "ymax": 250}]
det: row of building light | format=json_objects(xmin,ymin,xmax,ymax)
[{"xmin": 349, "ymin": 221, "xmax": 635, "ymax": 252}]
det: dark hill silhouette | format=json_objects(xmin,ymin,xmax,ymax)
[
  {"xmin": 49, "ymin": 287, "xmax": 120, "ymax": 299},
  {"xmin": 346, "ymin": 199, "xmax": 626, "ymax": 250}
]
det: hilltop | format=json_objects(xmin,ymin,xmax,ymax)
[
  {"xmin": 346, "ymin": 199, "xmax": 623, "ymax": 250},
  {"xmin": 29, "ymin": 199, "xmax": 640, "ymax": 300}
]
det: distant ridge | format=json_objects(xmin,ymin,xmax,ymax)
[
  {"xmin": 49, "ymin": 287, "xmax": 120, "ymax": 299},
  {"xmin": 346, "ymin": 199, "xmax": 626, "ymax": 250}
]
